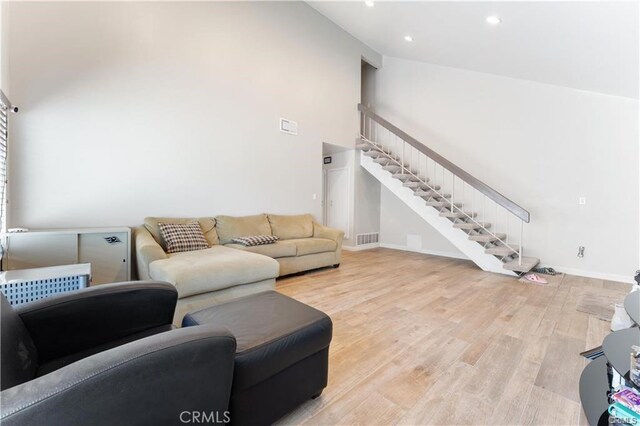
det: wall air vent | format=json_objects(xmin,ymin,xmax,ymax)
[{"xmin": 356, "ymin": 232, "xmax": 379, "ymax": 246}]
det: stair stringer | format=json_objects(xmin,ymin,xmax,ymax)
[{"xmin": 360, "ymin": 151, "xmax": 517, "ymax": 276}]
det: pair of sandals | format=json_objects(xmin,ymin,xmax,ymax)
[{"xmin": 523, "ymin": 267, "xmax": 558, "ymax": 285}]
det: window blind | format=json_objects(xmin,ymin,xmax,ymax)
[{"xmin": 0, "ymin": 91, "xmax": 9, "ymax": 233}]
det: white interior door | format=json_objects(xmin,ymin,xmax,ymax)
[{"xmin": 325, "ymin": 167, "xmax": 350, "ymax": 238}]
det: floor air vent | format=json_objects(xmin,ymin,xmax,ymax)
[{"xmin": 356, "ymin": 232, "xmax": 379, "ymax": 246}]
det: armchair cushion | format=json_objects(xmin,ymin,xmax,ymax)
[
  {"xmin": 17, "ymin": 281, "xmax": 177, "ymax": 364},
  {"xmin": 0, "ymin": 325, "xmax": 236, "ymax": 426},
  {"xmin": 36, "ymin": 324, "xmax": 174, "ymax": 377}
]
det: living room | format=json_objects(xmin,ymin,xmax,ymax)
[{"xmin": 0, "ymin": 1, "xmax": 639, "ymax": 425}]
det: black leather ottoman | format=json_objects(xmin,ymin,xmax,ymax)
[{"xmin": 182, "ymin": 291, "xmax": 332, "ymax": 426}]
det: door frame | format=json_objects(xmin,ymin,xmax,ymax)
[{"xmin": 324, "ymin": 166, "xmax": 351, "ymax": 239}]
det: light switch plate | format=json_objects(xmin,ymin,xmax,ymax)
[
  {"xmin": 579, "ymin": 197, "xmax": 586, "ymax": 205},
  {"xmin": 279, "ymin": 118, "xmax": 298, "ymax": 135}
]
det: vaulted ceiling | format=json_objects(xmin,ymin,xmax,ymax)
[{"xmin": 308, "ymin": 1, "xmax": 639, "ymax": 98}]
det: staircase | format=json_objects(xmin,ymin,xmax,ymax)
[{"xmin": 357, "ymin": 104, "xmax": 539, "ymax": 276}]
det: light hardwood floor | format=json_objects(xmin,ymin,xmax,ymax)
[{"xmin": 274, "ymin": 248, "xmax": 630, "ymax": 426}]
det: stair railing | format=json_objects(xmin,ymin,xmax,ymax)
[{"xmin": 358, "ymin": 104, "xmax": 530, "ymax": 266}]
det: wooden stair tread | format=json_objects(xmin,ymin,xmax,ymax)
[
  {"xmin": 502, "ymin": 256, "xmax": 540, "ymax": 273},
  {"xmin": 403, "ymin": 181, "xmax": 428, "ymax": 188},
  {"xmin": 414, "ymin": 188, "xmax": 442, "ymax": 196},
  {"xmin": 393, "ymin": 173, "xmax": 424, "ymax": 181},
  {"xmin": 485, "ymin": 245, "xmax": 519, "ymax": 256},
  {"xmin": 431, "ymin": 202, "xmax": 462, "ymax": 208},
  {"xmin": 454, "ymin": 222, "xmax": 491, "ymax": 230},
  {"xmin": 469, "ymin": 233, "xmax": 506, "ymax": 242},
  {"xmin": 373, "ymin": 158, "xmax": 394, "ymax": 165},
  {"xmin": 382, "ymin": 165, "xmax": 402, "ymax": 172},
  {"xmin": 424, "ymin": 200, "xmax": 460, "ymax": 207},
  {"xmin": 440, "ymin": 211, "xmax": 477, "ymax": 218}
]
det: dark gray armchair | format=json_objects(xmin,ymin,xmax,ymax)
[{"xmin": 0, "ymin": 281, "xmax": 236, "ymax": 426}]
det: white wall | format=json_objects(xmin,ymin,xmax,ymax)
[
  {"xmin": 372, "ymin": 57, "xmax": 639, "ymax": 280},
  {"xmin": 353, "ymin": 160, "xmax": 380, "ymax": 240},
  {"xmin": 5, "ymin": 1, "xmax": 380, "ymax": 228},
  {"xmin": 0, "ymin": 1, "xmax": 8, "ymax": 93}
]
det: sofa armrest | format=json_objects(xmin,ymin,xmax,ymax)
[
  {"xmin": 135, "ymin": 225, "xmax": 167, "ymax": 280},
  {"xmin": 313, "ymin": 223, "xmax": 345, "ymax": 244},
  {"xmin": 313, "ymin": 223, "xmax": 344, "ymax": 265},
  {"xmin": 17, "ymin": 281, "xmax": 177, "ymax": 364},
  {"xmin": 0, "ymin": 325, "xmax": 236, "ymax": 426}
]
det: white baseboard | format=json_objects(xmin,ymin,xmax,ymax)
[
  {"xmin": 342, "ymin": 243, "xmax": 380, "ymax": 252},
  {"xmin": 379, "ymin": 243, "xmax": 468, "ymax": 260},
  {"xmin": 538, "ymin": 264, "xmax": 635, "ymax": 285}
]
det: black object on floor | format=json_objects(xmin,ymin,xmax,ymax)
[
  {"xmin": 183, "ymin": 291, "xmax": 333, "ymax": 426},
  {"xmin": 532, "ymin": 266, "xmax": 558, "ymax": 276}
]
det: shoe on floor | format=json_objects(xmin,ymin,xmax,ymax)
[
  {"xmin": 533, "ymin": 267, "xmax": 557, "ymax": 276},
  {"xmin": 524, "ymin": 273, "xmax": 548, "ymax": 285}
]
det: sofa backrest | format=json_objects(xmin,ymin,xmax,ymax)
[
  {"xmin": 144, "ymin": 217, "xmax": 218, "ymax": 251},
  {"xmin": 215, "ymin": 214, "xmax": 272, "ymax": 244},
  {"xmin": 267, "ymin": 214, "xmax": 314, "ymax": 240},
  {"xmin": 1, "ymin": 294, "xmax": 38, "ymax": 391}
]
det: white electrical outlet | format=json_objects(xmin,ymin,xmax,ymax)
[{"xmin": 578, "ymin": 197, "xmax": 586, "ymax": 205}]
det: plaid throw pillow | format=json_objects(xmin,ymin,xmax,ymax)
[
  {"xmin": 232, "ymin": 235, "xmax": 279, "ymax": 247},
  {"xmin": 158, "ymin": 222, "xmax": 209, "ymax": 253}
]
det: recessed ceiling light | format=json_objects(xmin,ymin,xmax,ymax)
[
  {"xmin": 364, "ymin": 1, "xmax": 375, "ymax": 7},
  {"xmin": 404, "ymin": 35, "xmax": 414, "ymax": 42},
  {"xmin": 486, "ymin": 16, "xmax": 502, "ymax": 25}
]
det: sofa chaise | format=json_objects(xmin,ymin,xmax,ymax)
[{"xmin": 135, "ymin": 214, "xmax": 343, "ymax": 321}]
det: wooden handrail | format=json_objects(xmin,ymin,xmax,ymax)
[{"xmin": 358, "ymin": 104, "xmax": 530, "ymax": 223}]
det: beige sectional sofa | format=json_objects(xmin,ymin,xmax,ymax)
[{"xmin": 135, "ymin": 214, "xmax": 344, "ymax": 321}]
